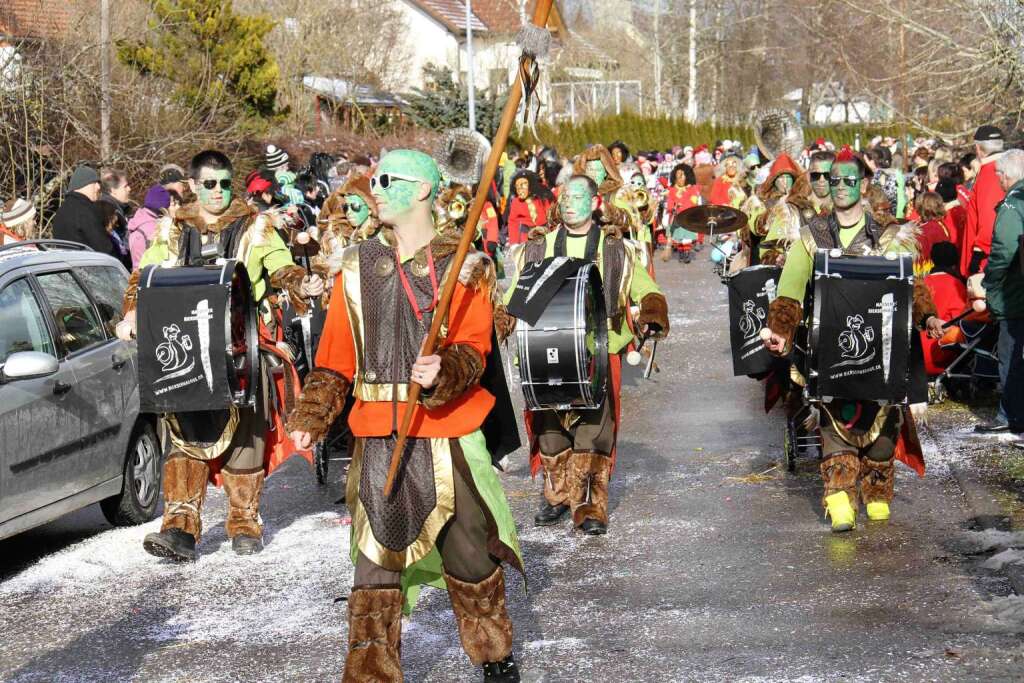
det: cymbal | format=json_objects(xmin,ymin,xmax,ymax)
[{"xmin": 673, "ymin": 204, "xmax": 748, "ymax": 235}]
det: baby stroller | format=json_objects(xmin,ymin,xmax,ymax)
[
  {"xmin": 927, "ymin": 310, "xmax": 999, "ymax": 404},
  {"xmin": 782, "ymin": 327, "xmax": 822, "ymax": 472}
]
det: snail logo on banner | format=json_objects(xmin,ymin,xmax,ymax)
[
  {"xmin": 727, "ymin": 265, "xmax": 781, "ymax": 376},
  {"xmin": 139, "ymin": 284, "xmax": 230, "ymax": 414}
]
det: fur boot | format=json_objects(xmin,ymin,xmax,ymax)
[
  {"xmin": 820, "ymin": 452, "xmax": 860, "ymax": 511},
  {"xmin": 540, "ymin": 449, "xmax": 572, "ymax": 507},
  {"xmin": 159, "ymin": 453, "xmax": 209, "ymax": 539},
  {"xmin": 343, "ymin": 586, "xmax": 403, "ymax": 683},
  {"xmin": 569, "ymin": 452, "xmax": 611, "ymax": 528},
  {"xmin": 222, "ymin": 469, "xmax": 265, "ymax": 539},
  {"xmin": 860, "ymin": 457, "xmax": 896, "ymax": 505},
  {"xmin": 445, "ymin": 567, "xmax": 514, "ymax": 667}
]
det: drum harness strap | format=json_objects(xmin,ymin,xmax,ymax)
[{"xmin": 553, "ymin": 226, "xmax": 602, "ymax": 262}]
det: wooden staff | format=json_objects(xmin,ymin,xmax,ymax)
[{"xmin": 383, "ymin": 0, "xmax": 555, "ymax": 497}]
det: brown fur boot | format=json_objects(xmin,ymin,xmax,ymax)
[
  {"xmin": 222, "ymin": 468, "xmax": 265, "ymax": 554},
  {"xmin": 159, "ymin": 453, "xmax": 209, "ymax": 539},
  {"xmin": 860, "ymin": 457, "xmax": 896, "ymax": 506},
  {"xmin": 820, "ymin": 452, "xmax": 860, "ymax": 511},
  {"xmin": 570, "ymin": 451, "xmax": 611, "ymax": 532},
  {"xmin": 444, "ymin": 567, "xmax": 514, "ymax": 667},
  {"xmin": 343, "ymin": 586, "xmax": 403, "ymax": 683},
  {"xmin": 541, "ymin": 449, "xmax": 572, "ymax": 507}
]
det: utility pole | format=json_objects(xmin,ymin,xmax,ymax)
[
  {"xmin": 100, "ymin": 0, "xmax": 111, "ymax": 162},
  {"xmin": 653, "ymin": 0, "xmax": 662, "ymax": 115},
  {"xmin": 465, "ymin": 0, "xmax": 477, "ymax": 131},
  {"xmin": 686, "ymin": 0, "xmax": 697, "ymax": 121}
]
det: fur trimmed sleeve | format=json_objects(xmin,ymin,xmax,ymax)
[
  {"xmin": 494, "ymin": 303, "xmax": 516, "ymax": 342},
  {"xmin": 637, "ymin": 293, "xmax": 670, "ymax": 339},
  {"xmin": 122, "ymin": 269, "xmax": 140, "ymax": 315},
  {"xmin": 286, "ymin": 369, "xmax": 349, "ymax": 443},
  {"xmin": 766, "ymin": 296, "xmax": 803, "ymax": 353},
  {"xmin": 912, "ymin": 280, "xmax": 939, "ymax": 328},
  {"xmin": 421, "ymin": 344, "xmax": 485, "ymax": 410},
  {"xmin": 270, "ymin": 264, "xmax": 311, "ymax": 316}
]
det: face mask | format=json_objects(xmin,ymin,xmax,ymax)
[
  {"xmin": 559, "ymin": 179, "xmax": 595, "ymax": 227},
  {"xmin": 515, "ymin": 178, "xmax": 530, "ymax": 199},
  {"xmin": 345, "ymin": 194, "xmax": 370, "ymax": 227},
  {"xmin": 774, "ymin": 174, "xmax": 794, "ymax": 194},
  {"xmin": 585, "ymin": 159, "xmax": 608, "ymax": 186},
  {"xmin": 196, "ymin": 169, "xmax": 232, "ymax": 213},
  {"xmin": 630, "ymin": 175, "xmax": 645, "ymax": 190}
]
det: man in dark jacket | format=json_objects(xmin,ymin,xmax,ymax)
[
  {"xmin": 51, "ymin": 165, "xmax": 116, "ymax": 256},
  {"xmin": 979, "ymin": 149, "xmax": 1024, "ymax": 435}
]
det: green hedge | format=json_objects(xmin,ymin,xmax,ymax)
[{"xmin": 520, "ymin": 113, "xmax": 913, "ymax": 155}]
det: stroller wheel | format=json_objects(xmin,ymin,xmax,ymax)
[{"xmin": 929, "ymin": 379, "xmax": 947, "ymax": 405}]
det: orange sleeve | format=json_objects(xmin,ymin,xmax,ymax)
[
  {"xmin": 313, "ymin": 272, "xmax": 357, "ymax": 382},
  {"xmin": 441, "ymin": 281, "xmax": 493, "ymax": 363}
]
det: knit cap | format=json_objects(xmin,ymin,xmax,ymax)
[
  {"xmin": 0, "ymin": 198, "xmax": 35, "ymax": 227},
  {"xmin": 68, "ymin": 165, "xmax": 100, "ymax": 192},
  {"xmin": 265, "ymin": 145, "xmax": 290, "ymax": 171}
]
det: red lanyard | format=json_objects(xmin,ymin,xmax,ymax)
[{"xmin": 395, "ymin": 246, "xmax": 438, "ymax": 321}]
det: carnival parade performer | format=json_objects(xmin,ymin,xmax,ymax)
[
  {"xmin": 118, "ymin": 150, "xmax": 324, "ymax": 560},
  {"xmin": 808, "ymin": 150, "xmax": 836, "ymax": 217},
  {"xmin": 761, "ymin": 148, "xmax": 944, "ymax": 532},
  {"xmin": 662, "ymin": 163, "xmax": 703, "ymax": 263},
  {"xmin": 509, "ymin": 175, "xmax": 670, "ymax": 535},
  {"xmin": 504, "ymin": 169, "xmax": 552, "ymax": 245},
  {"xmin": 752, "ymin": 153, "xmax": 817, "ymax": 265},
  {"xmin": 287, "ymin": 150, "xmax": 524, "ymax": 682}
]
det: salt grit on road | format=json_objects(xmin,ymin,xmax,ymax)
[{"xmin": 3, "ymin": 255, "xmax": 1024, "ymax": 682}]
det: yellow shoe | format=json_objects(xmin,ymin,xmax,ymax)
[
  {"xmin": 866, "ymin": 501, "xmax": 890, "ymax": 521},
  {"xmin": 825, "ymin": 491, "xmax": 856, "ymax": 532}
]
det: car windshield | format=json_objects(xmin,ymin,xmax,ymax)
[{"xmin": 0, "ymin": 278, "xmax": 55, "ymax": 365}]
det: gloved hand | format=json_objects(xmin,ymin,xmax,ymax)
[{"xmin": 301, "ymin": 275, "xmax": 325, "ymax": 298}]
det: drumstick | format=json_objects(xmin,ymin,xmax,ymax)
[
  {"xmin": 383, "ymin": 0, "xmax": 556, "ymax": 498},
  {"xmin": 941, "ymin": 301, "xmax": 985, "ymax": 329}
]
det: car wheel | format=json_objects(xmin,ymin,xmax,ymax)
[{"xmin": 100, "ymin": 421, "xmax": 162, "ymax": 526}]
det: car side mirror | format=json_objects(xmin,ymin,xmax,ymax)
[{"xmin": 1, "ymin": 351, "xmax": 60, "ymax": 382}]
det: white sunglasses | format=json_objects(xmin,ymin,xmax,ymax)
[{"xmin": 370, "ymin": 172, "xmax": 424, "ymax": 190}]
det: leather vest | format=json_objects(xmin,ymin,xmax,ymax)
[{"xmin": 802, "ymin": 212, "xmax": 887, "ymax": 257}]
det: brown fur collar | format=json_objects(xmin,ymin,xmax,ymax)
[
  {"xmin": 173, "ymin": 198, "xmax": 254, "ymax": 233},
  {"xmin": 377, "ymin": 226, "xmax": 492, "ymax": 289},
  {"xmin": 527, "ymin": 211, "xmax": 624, "ymax": 243}
]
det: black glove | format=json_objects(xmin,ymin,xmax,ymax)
[{"xmin": 969, "ymin": 249, "xmax": 984, "ymax": 275}]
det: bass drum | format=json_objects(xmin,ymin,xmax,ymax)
[
  {"xmin": 137, "ymin": 260, "xmax": 259, "ymax": 413},
  {"xmin": 517, "ymin": 261, "xmax": 609, "ymax": 411}
]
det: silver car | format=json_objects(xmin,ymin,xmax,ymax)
[{"xmin": 0, "ymin": 240, "xmax": 162, "ymax": 541}]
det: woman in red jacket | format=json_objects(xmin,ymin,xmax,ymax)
[{"xmin": 503, "ymin": 169, "xmax": 552, "ymax": 245}]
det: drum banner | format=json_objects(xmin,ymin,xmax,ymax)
[
  {"xmin": 138, "ymin": 283, "xmax": 231, "ymax": 413},
  {"xmin": 813, "ymin": 278, "xmax": 911, "ymax": 402},
  {"xmin": 507, "ymin": 256, "xmax": 588, "ymax": 326},
  {"xmin": 727, "ymin": 266, "xmax": 781, "ymax": 376}
]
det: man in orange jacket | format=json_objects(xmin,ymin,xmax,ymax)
[{"xmin": 288, "ymin": 149, "xmax": 523, "ymax": 682}]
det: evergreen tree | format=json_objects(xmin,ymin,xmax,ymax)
[
  {"xmin": 117, "ymin": 0, "xmax": 282, "ymax": 120},
  {"xmin": 404, "ymin": 65, "xmax": 506, "ymax": 138}
]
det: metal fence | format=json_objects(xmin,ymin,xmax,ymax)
[{"xmin": 548, "ymin": 80, "xmax": 644, "ymax": 124}]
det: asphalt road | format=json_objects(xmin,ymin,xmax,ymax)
[{"xmin": 2, "ymin": 250, "xmax": 1024, "ymax": 682}]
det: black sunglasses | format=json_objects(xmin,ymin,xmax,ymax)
[
  {"xmin": 809, "ymin": 172, "xmax": 830, "ymax": 181},
  {"xmin": 828, "ymin": 176, "xmax": 861, "ymax": 188},
  {"xmin": 342, "ymin": 201, "xmax": 365, "ymax": 212},
  {"xmin": 200, "ymin": 178, "xmax": 232, "ymax": 190}
]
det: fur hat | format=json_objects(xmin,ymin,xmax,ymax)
[{"xmin": 340, "ymin": 174, "xmax": 378, "ymax": 214}]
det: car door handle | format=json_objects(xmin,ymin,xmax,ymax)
[
  {"xmin": 53, "ymin": 380, "xmax": 73, "ymax": 396},
  {"xmin": 112, "ymin": 354, "xmax": 129, "ymax": 371}
]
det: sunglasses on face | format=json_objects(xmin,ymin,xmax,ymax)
[
  {"xmin": 370, "ymin": 172, "xmax": 422, "ymax": 190},
  {"xmin": 200, "ymin": 178, "xmax": 231, "ymax": 190},
  {"xmin": 809, "ymin": 172, "xmax": 830, "ymax": 182},
  {"xmin": 342, "ymin": 202, "xmax": 365, "ymax": 212},
  {"xmin": 828, "ymin": 176, "xmax": 861, "ymax": 188}
]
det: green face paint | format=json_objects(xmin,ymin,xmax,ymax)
[
  {"xmin": 559, "ymin": 178, "xmax": 595, "ymax": 227},
  {"xmin": 372, "ymin": 149, "xmax": 441, "ymax": 222},
  {"xmin": 830, "ymin": 162, "xmax": 863, "ymax": 210},
  {"xmin": 195, "ymin": 169, "xmax": 232, "ymax": 214},
  {"xmin": 774, "ymin": 173, "xmax": 794, "ymax": 194},
  {"xmin": 809, "ymin": 160, "xmax": 833, "ymax": 199},
  {"xmin": 629, "ymin": 174, "xmax": 645, "ymax": 190},
  {"xmin": 585, "ymin": 159, "xmax": 608, "ymax": 186},
  {"xmin": 345, "ymin": 193, "xmax": 370, "ymax": 228}
]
